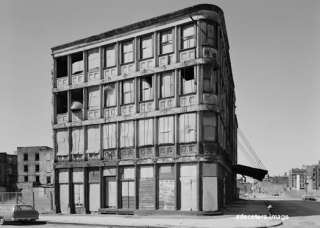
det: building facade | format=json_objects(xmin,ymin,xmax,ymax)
[
  {"xmin": 0, "ymin": 152, "xmax": 17, "ymax": 192},
  {"xmin": 52, "ymin": 4, "xmax": 237, "ymax": 214},
  {"xmin": 17, "ymin": 146, "xmax": 54, "ymax": 189},
  {"xmin": 288, "ymin": 168, "xmax": 306, "ymax": 190}
]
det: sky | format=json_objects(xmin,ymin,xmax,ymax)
[{"xmin": 0, "ymin": 0, "xmax": 319, "ymax": 175}]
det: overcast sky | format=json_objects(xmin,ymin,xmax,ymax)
[{"xmin": 0, "ymin": 0, "xmax": 319, "ymax": 175}]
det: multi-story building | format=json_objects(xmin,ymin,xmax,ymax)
[
  {"xmin": 288, "ymin": 168, "xmax": 306, "ymax": 190},
  {"xmin": 312, "ymin": 162, "xmax": 320, "ymax": 190},
  {"xmin": 52, "ymin": 4, "xmax": 237, "ymax": 214},
  {"xmin": 17, "ymin": 146, "xmax": 54, "ymax": 189},
  {"xmin": 0, "ymin": 152, "xmax": 17, "ymax": 192}
]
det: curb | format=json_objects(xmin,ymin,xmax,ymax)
[{"xmin": 46, "ymin": 221, "xmax": 165, "ymax": 228}]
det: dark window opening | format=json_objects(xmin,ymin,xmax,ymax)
[
  {"xmin": 56, "ymin": 91, "xmax": 68, "ymax": 114},
  {"xmin": 24, "ymin": 176, "xmax": 28, "ymax": 182},
  {"xmin": 24, "ymin": 165, "xmax": 28, "ymax": 172},
  {"xmin": 181, "ymin": 67, "xmax": 196, "ymax": 94},
  {"xmin": 71, "ymin": 52, "xmax": 84, "ymax": 75},
  {"xmin": 35, "ymin": 153, "xmax": 39, "ymax": 161},
  {"xmin": 56, "ymin": 56, "xmax": 68, "ymax": 78},
  {"xmin": 23, "ymin": 154, "xmax": 28, "ymax": 161},
  {"xmin": 104, "ymin": 84, "xmax": 116, "ymax": 107},
  {"xmin": 35, "ymin": 175, "xmax": 40, "ymax": 183},
  {"xmin": 70, "ymin": 89, "xmax": 83, "ymax": 112},
  {"xmin": 35, "ymin": 164, "xmax": 40, "ymax": 172},
  {"xmin": 140, "ymin": 77, "xmax": 153, "ymax": 101},
  {"xmin": 47, "ymin": 176, "xmax": 51, "ymax": 184}
]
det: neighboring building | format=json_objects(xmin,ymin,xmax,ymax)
[
  {"xmin": 312, "ymin": 162, "xmax": 320, "ymax": 190},
  {"xmin": 288, "ymin": 168, "xmax": 306, "ymax": 190},
  {"xmin": 52, "ymin": 4, "xmax": 237, "ymax": 214},
  {"xmin": 0, "ymin": 152, "xmax": 17, "ymax": 192},
  {"xmin": 17, "ymin": 146, "xmax": 54, "ymax": 189}
]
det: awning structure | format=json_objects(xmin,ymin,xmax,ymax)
[{"xmin": 233, "ymin": 164, "xmax": 268, "ymax": 181}]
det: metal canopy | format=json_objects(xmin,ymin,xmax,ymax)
[{"xmin": 233, "ymin": 164, "xmax": 268, "ymax": 181}]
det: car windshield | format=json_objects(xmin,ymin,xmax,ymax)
[{"xmin": 18, "ymin": 205, "xmax": 33, "ymax": 210}]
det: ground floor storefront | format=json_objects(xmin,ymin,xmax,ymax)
[{"xmin": 55, "ymin": 161, "xmax": 236, "ymax": 214}]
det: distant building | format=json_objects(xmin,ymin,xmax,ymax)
[
  {"xmin": 288, "ymin": 168, "xmax": 306, "ymax": 190},
  {"xmin": 0, "ymin": 152, "xmax": 17, "ymax": 192},
  {"xmin": 311, "ymin": 162, "xmax": 320, "ymax": 190},
  {"xmin": 17, "ymin": 146, "xmax": 54, "ymax": 189}
]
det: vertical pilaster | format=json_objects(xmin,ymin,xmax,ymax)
[
  {"xmin": 100, "ymin": 85, "xmax": 104, "ymax": 118},
  {"xmin": 84, "ymin": 167, "xmax": 89, "ymax": 213},
  {"xmin": 116, "ymin": 166, "xmax": 120, "ymax": 209},
  {"xmin": 196, "ymin": 20, "xmax": 201, "ymax": 59},
  {"xmin": 174, "ymin": 163, "xmax": 179, "ymax": 210},
  {"xmin": 54, "ymin": 169, "xmax": 60, "ymax": 213},
  {"xmin": 153, "ymin": 74, "xmax": 158, "ymax": 110},
  {"xmin": 83, "ymin": 51, "xmax": 88, "ymax": 83},
  {"xmin": 67, "ymin": 90, "xmax": 71, "ymax": 122},
  {"xmin": 69, "ymin": 168, "xmax": 74, "ymax": 213},
  {"xmin": 117, "ymin": 42, "xmax": 121, "ymax": 75},
  {"xmin": 100, "ymin": 46, "xmax": 104, "ymax": 80},
  {"xmin": 100, "ymin": 167, "xmax": 104, "ymax": 209},
  {"xmin": 83, "ymin": 88, "xmax": 88, "ymax": 120},
  {"xmin": 175, "ymin": 26, "xmax": 180, "ymax": 63},
  {"xmin": 197, "ymin": 162, "xmax": 202, "ymax": 211},
  {"xmin": 153, "ymin": 32, "xmax": 158, "ymax": 67},
  {"xmin": 154, "ymin": 163, "xmax": 158, "ymax": 209},
  {"xmin": 67, "ymin": 55, "xmax": 72, "ymax": 85},
  {"xmin": 174, "ymin": 69, "xmax": 179, "ymax": 107}
]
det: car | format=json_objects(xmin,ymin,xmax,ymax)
[
  {"xmin": 272, "ymin": 193, "xmax": 280, "ymax": 197},
  {"xmin": 0, "ymin": 204, "xmax": 39, "ymax": 225},
  {"xmin": 303, "ymin": 196, "xmax": 316, "ymax": 201}
]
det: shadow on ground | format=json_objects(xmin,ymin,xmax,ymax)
[
  {"xmin": 4, "ymin": 221, "xmax": 47, "ymax": 226},
  {"xmin": 267, "ymin": 200, "xmax": 320, "ymax": 217}
]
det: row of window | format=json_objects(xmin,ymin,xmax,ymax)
[
  {"xmin": 56, "ymin": 113, "xmax": 216, "ymax": 154},
  {"xmin": 23, "ymin": 175, "xmax": 51, "ymax": 184},
  {"xmin": 56, "ymin": 65, "xmax": 216, "ymax": 115},
  {"xmin": 56, "ymin": 22, "xmax": 217, "ymax": 77},
  {"xmin": 23, "ymin": 164, "xmax": 40, "ymax": 172},
  {"xmin": 23, "ymin": 153, "xmax": 39, "ymax": 161}
]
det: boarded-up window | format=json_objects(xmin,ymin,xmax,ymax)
[
  {"xmin": 122, "ymin": 41, "xmax": 133, "ymax": 64},
  {"xmin": 141, "ymin": 77, "xmax": 153, "ymax": 101},
  {"xmin": 88, "ymin": 49, "xmax": 99, "ymax": 71},
  {"xmin": 105, "ymin": 45, "xmax": 116, "ymax": 67},
  {"xmin": 203, "ymin": 114, "xmax": 216, "ymax": 141},
  {"xmin": 138, "ymin": 119, "xmax": 153, "ymax": 146},
  {"xmin": 203, "ymin": 23, "xmax": 216, "ymax": 47},
  {"xmin": 88, "ymin": 86, "xmax": 100, "ymax": 110},
  {"xmin": 182, "ymin": 24, "xmax": 195, "ymax": 49},
  {"xmin": 87, "ymin": 125, "xmax": 100, "ymax": 153},
  {"xmin": 160, "ymin": 30, "xmax": 173, "ymax": 54},
  {"xmin": 203, "ymin": 65, "xmax": 214, "ymax": 93},
  {"xmin": 139, "ymin": 166, "xmax": 154, "ymax": 209},
  {"xmin": 122, "ymin": 80, "xmax": 134, "ymax": 104},
  {"xmin": 103, "ymin": 123, "xmax": 117, "ymax": 149},
  {"xmin": 180, "ymin": 164, "xmax": 197, "ymax": 211},
  {"xmin": 141, "ymin": 36, "xmax": 153, "ymax": 59},
  {"xmin": 158, "ymin": 116, "xmax": 174, "ymax": 144},
  {"xmin": 120, "ymin": 121, "xmax": 134, "ymax": 147},
  {"xmin": 56, "ymin": 130, "xmax": 69, "ymax": 156},
  {"xmin": 74, "ymin": 183, "xmax": 84, "ymax": 207},
  {"xmin": 58, "ymin": 170, "xmax": 69, "ymax": 183},
  {"xmin": 72, "ymin": 128, "xmax": 84, "ymax": 154},
  {"xmin": 104, "ymin": 84, "xmax": 116, "ymax": 107},
  {"xmin": 121, "ymin": 167, "xmax": 135, "ymax": 209},
  {"xmin": 181, "ymin": 67, "xmax": 196, "ymax": 95},
  {"xmin": 158, "ymin": 165, "xmax": 175, "ymax": 210},
  {"xmin": 179, "ymin": 113, "xmax": 196, "ymax": 143},
  {"xmin": 160, "ymin": 72, "xmax": 174, "ymax": 98}
]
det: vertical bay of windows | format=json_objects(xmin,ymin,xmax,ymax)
[{"xmin": 179, "ymin": 113, "xmax": 196, "ymax": 143}]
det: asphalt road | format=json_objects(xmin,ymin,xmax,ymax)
[
  {"xmin": 0, "ymin": 222, "xmax": 112, "ymax": 228},
  {"xmin": 268, "ymin": 199, "xmax": 320, "ymax": 228}
]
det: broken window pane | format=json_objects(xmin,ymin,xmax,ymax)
[
  {"xmin": 71, "ymin": 52, "xmax": 84, "ymax": 75},
  {"xmin": 160, "ymin": 71, "xmax": 174, "ymax": 98},
  {"xmin": 141, "ymin": 77, "xmax": 153, "ymax": 101},
  {"xmin": 56, "ymin": 56, "xmax": 68, "ymax": 78},
  {"xmin": 105, "ymin": 45, "xmax": 116, "ymax": 67},
  {"xmin": 138, "ymin": 119, "xmax": 153, "ymax": 146},
  {"xmin": 181, "ymin": 67, "xmax": 196, "ymax": 94},
  {"xmin": 158, "ymin": 116, "xmax": 174, "ymax": 144},
  {"xmin": 88, "ymin": 49, "xmax": 100, "ymax": 71},
  {"xmin": 160, "ymin": 30, "xmax": 173, "ymax": 54},
  {"xmin": 120, "ymin": 121, "xmax": 134, "ymax": 147},
  {"xmin": 141, "ymin": 36, "xmax": 153, "ymax": 59},
  {"xmin": 56, "ymin": 91, "xmax": 68, "ymax": 114},
  {"xmin": 179, "ymin": 113, "xmax": 196, "ymax": 143},
  {"xmin": 182, "ymin": 24, "xmax": 195, "ymax": 49},
  {"xmin": 70, "ymin": 89, "xmax": 83, "ymax": 111},
  {"xmin": 104, "ymin": 84, "xmax": 116, "ymax": 107},
  {"xmin": 122, "ymin": 41, "xmax": 134, "ymax": 64},
  {"xmin": 122, "ymin": 80, "xmax": 134, "ymax": 104}
]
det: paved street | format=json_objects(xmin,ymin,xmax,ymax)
[
  {"xmin": 0, "ymin": 223, "xmax": 109, "ymax": 228},
  {"xmin": 268, "ymin": 199, "xmax": 320, "ymax": 227}
]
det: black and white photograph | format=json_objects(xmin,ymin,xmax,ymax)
[{"xmin": 0, "ymin": 0, "xmax": 319, "ymax": 227}]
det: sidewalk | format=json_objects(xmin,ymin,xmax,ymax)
[{"xmin": 40, "ymin": 200, "xmax": 283, "ymax": 228}]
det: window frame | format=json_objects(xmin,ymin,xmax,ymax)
[
  {"xmin": 158, "ymin": 116, "xmax": 174, "ymax": 145},
  {"xmin": 138, "ymin": 118, "xmax": 153, "ymax": 146},
  {"xmin": 87, "ymin": 48, "xmax": 100, "ymax": 72},
  {"xmin": 179, "ymin": 113, "xmax": 197, "ymax": 143},
  {"xmin": 104, "ymin": 83, "xmax": 117, "ymax": 108},
  {"xmin": 140, "ymin": 76, "xmax": 153, "ymax": 102},
  {"xmin": 120, "ymin": 121, "xmax": 135, "ymax": 148},
  {"xmin": 105, "ymin": 44, "xmax": 116, "ymax": 68},
  {"xmin": 140, "ymin": 35, "xmax": 153, "ymax": 60},
  {"xmin": 121, "ymin": 40, "xmax": 134, "ymax": 65},
  {"xmin": 160, "ymin": 71, "xmax": 175, "ymax": 99},
  {"xmin": 160, "ymin": 29, "xmax": 174, "ymax": 55},
  {"xmin": 122, "ymin": 80, "xmax": 135, "ymax": 105},
  {"xmin": 181, "ymin": 23, "xmax": 196, "ymax": 50},
  {"xmin": 180, "ymin": 67, "xmax": 196, "ymax": 95}
]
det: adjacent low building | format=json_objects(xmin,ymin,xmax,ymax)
[
  {"xmin": 52, "ymin": 4, "xmax": 237, "ymax": 214},
  {"xmin": 288, "ymin": 168, "xmax": 306, "ymax": 190}
]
